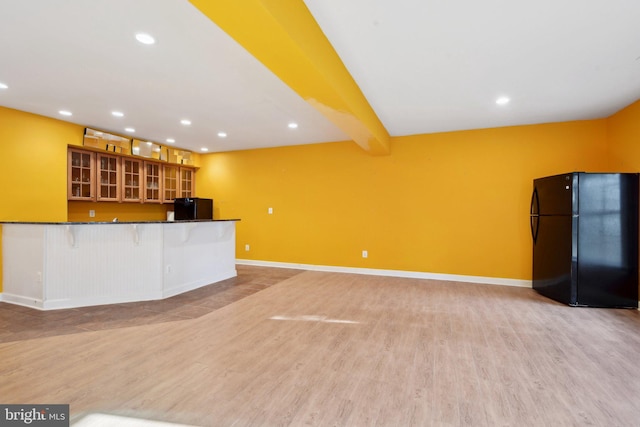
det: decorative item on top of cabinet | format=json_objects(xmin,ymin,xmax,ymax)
[
  {"xmin": 122, "ymin": 158, "xmax": 143, "ymax": 202},
  {"xmin": 144, "ymin": 161, "xmax": 162, "ymax": 203},
  {"xmin": 132, "ymin": 139, "xmax": 168, "ymax": 161},
  {"xmin": 96, "ymin": 153, "xmax": 120, "ymax": 201},
  {"xmin": 68, "ymin": 148, "xmax": 95, "ymax": 200},
  {"xmin": 168, "ymin": 148, "xmax": 194, "ymax": 165},
  {"xmin": 180, "ymin": 168, "xmax": 194, "ymax": 198},
  {"xmin": 84, "ymin": 128, "xmax": 132, "ymax": 155}
]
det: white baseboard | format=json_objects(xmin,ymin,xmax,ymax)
[
  {"xmin": 1, "ymin": 292, "xmax": 45, "ymax": 309},
  {"xmin": 0, "ymin": 271, "xmax": 238, "ymax": 311},
  {"xmin": 236, "ymin": 259, "xmax": 532, "ymax": 288}
]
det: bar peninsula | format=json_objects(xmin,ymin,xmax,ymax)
[{"xmin": 1, "ymin": 220, "xmax": 239, "ymax": 310}]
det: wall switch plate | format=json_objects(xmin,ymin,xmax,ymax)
[
  {"xmin": 268, "ymin": 207, "xmax": 273, "ymax": 214},
  {"xmin": 362, "ymin": 250, "xmax": 368, "ymax": 258},
  {"xmin": 245, "ymin": 244, "xmax": 250, "ymax": 251},
  {"xmin": 89, "ymin": 210, "xmax": 95, "ymax": 217}
]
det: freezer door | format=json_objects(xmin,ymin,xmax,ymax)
[
  {"xmin": 533, "ymin": 215, "xmax": 576, "ymax": 305},
  {"xmin": 533, "ymin": 173, "xmax": 575, "ymax": 216}
]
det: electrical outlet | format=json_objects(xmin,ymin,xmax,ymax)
[
  {"xmin": 89, "ymin": 210, "xmax": 95, "ymax": 218},
  {"xmin": 245, "ymin": 244, "xmax": 250, "ymax": 251},
  {"xmin": 362, "ymin": 250, "xmax": 368, "ymax": 258}
]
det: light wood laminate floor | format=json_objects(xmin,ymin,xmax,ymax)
[
  {"xmin": 1, "ymin": 266, "xmax": 640, "ymax": 426},
  {"xmin": 0, "ymin": 265, "xmax": 302, "ymax": 343}
]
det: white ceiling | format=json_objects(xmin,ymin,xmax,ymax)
[
  {"xmin": 305, "ymin": 0, "xmax": 640, "ymax": 135},
  {"xmin": 1, "ymin": 0, "xmax": 639, "ymax": 154},
  {"xmin": 0, "ymin": 0, "xmax": 348, "ymax": 153}
]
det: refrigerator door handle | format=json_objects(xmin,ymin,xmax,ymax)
[
  {"xmin": 530, "ymin": 187, "xmax": 539, "ymax": 215},
  {"xmin": 530, "ymin": 187, "xmax": 539, "ymax": 243}
]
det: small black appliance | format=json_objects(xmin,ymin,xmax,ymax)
[{"xmin": 174, "ymin": 198, "xmax": 213, "ymax": 220}]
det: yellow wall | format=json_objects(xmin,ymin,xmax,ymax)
[
  {"xmin": 197, "ymin": 119, "xmax": 608, "ymax": 280},
  {"xmin": 607, "ymin": 100, "xmax": 640, "ymax": 171},
  {"xmin": 0, "ymin": 106, "xmax": 82, "ymax": 222},
  {"xmin": 67, "ymin": 202, "xmax": 170, "ymax": 222}
]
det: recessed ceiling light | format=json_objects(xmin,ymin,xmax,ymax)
[
  {"xmin": 111, "ymin": 111, "xmax": 124, "ymax": 117},
  {"xmin": 0, "ymin": 82, "xmax": 8, "ymax": 89},
  {"xmin": 59, "ymin": 110, "xmax": 72, "ymax": 116},
  {"xmin": 288, "ymin": 122, "xmax": 298, "ymax": 129},
  {"xmin": 146, "ymin": 141, "xmax": 153, "ymax": 146},
  {"xmin": 125, "ymin": 127, "xmax": 135, "ymax": 133},
  {"xmin": 496, "ymin": 96, "xmax": 510, "ymax": 106},
  {"xmin": 166, "ymin": 138, "xmax": 175, "ymax": 143},
  {"xmin": 200, "ymin": 147, "xmax": 209, "ymax": 152},
  {"xmin": 181, "ymin": 119, "xmax": 191, "ymax": 126},
  {"xmin": 135, "ymin": 33, "xmax": 156, "ymax": 45},
  {"xmin": 217, "ymin": 132, "xmax": 227, "ymax": 138}
]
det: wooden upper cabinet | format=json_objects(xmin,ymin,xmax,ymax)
[
  {"xmin": 68, "ymin": 149, "xmax": 95, "ymax": 201},
  {"xmin": 143, "ymin": 161, "xmax": 162, "ymax": 203},
  {"xmin": 68, "ymin": 147, "xmax": 196, "ymax": 204},
  {"xmin": 96, "ymin": 154, "xmax": 120, "ymax": 202},
  {"xmin": 122, "ymin": 158, "xmax": 143, "ymax": 203}
]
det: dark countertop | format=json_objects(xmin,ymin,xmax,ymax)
[{"xmin": 0, "ymin": 219, "xmax": 240, "ymax": 225}]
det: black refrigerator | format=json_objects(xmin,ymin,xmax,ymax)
[{"xmin": 530, "ymin": 172, "xmax": 639, "ymax": 307}]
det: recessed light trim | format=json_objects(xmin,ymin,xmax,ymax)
[
  {"xmin": 0, "ymin": 82, "xmax": 8, "ymax": 89},
  {"xmin": 496, "ymin": 96, "xmax": 510, "ymax": 106},
  {"xmin": 200, "ymin": 147, "xmax": 209, "ymax": 152},
  {"xmin": 59, "ymin": 110, "xmax": 72, "ymax": 116},
  {"xmin": 125, "ymin": 127, "xmax": 135, "ymax": 133},
  {"xmin": 166, "ymin": 138, "xmax": 175, "ymax": 143},
  {"xmin": 135, "ymin": 33, "xmax": 156, "ymax": 45},
  {"xmin": 111, "ymin": 111, "xmax": 124, "ymax": 117},
  {"xmin": 288, "ymin": 122, "xmax": 298, "ymax": 129},
  {"xmin": 217, "ymin": 132, "xmax": 227, "ymax": 138},
  {"xmin": 180, "ymin": 119, "xmax": 192, "ymax": 126}
]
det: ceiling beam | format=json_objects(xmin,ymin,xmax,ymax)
[{"xmin": 189, "ymin": 0, "xmax": 390, "ymax": 155}]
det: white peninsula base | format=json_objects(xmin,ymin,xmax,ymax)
[{"xmin": 1, "ymin": 220, "xmax": 238, "ymax": 310}]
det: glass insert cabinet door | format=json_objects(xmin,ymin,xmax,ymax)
[
  {"xmin": 96, "ymin": 154, "xmax": 120, "ymax": 201},
  {"xmin": 144, "ymin": 162, "xmax": 162, "ymax": 203},
  {"xmin": 122, "ymin": 158, "xmax": 142, "ymax": 202},
  {"xmin": 68, "ymin": 149, "xmax": 95, "ymax": 200},
  {"xmin": 180, "ymin": 168, "xmax": 194, "ymax": 198},
  {"xmin": 163, "ymin": 165, "xmax": 178, "ymax": 203}
]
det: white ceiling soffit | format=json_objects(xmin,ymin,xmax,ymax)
[
  {"xmin": 304, "ymin": 0, "xmax": 640, "ymax": 136},
  {"xmin": 0, "ymin": 0, "xmax": 348, "ymax": 153}
]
